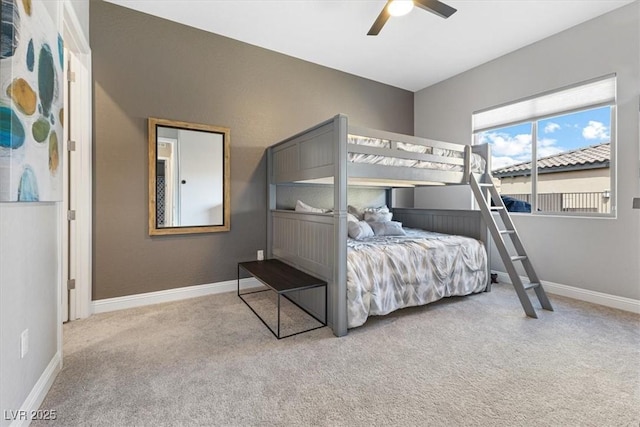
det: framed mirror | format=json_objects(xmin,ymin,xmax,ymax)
[{"xmin": 148, "ymin": 118, "xmax": 230, "ymax": 235}]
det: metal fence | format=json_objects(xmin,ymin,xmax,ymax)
[{"xmin": 502, "ymin": 192, "xmax": 611, "ymax": 214}]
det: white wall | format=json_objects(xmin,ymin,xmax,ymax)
[
  {"xmin": 0, "ymin": 1, "xmax": 90, "ymax": 424},
  {"xmin": 414, "ymin": 3, "xmax": 640, "ymax": 301},
  {"xmin": 68, "ymin": 0, "xmax": 90, "ymax": 42},
  {"xmin": 415, "ymin": 185, "xmax": 473, "ymax": 210},
  {"xmin": 0, "ymin": 204, "xmax": 60, "ymax": 427}
]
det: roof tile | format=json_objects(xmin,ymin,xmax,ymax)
[{"xmin": 493, "ymin": 142, "xmax": 609, "ymax": 175}]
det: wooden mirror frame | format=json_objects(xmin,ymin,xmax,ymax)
[{"xmin": 148, "ymin": 117, "xmax": 230, "ymax": 235}]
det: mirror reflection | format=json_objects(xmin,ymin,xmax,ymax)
[{"xmin": 149, "ymin": 118, "xmax": 230, "ymax": 235}]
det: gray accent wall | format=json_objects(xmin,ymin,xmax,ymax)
[
  {"xmin": 90, "ymin": 1, "xmax": 413, "ymax": 299},
  {"xmin": 414, "ymin": 3, "xmax": 640, "ymax": 300}
]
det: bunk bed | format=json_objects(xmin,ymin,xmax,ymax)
[{"xmin": 266, "ymin": 114, "xmax": 493, "ymax": 337}]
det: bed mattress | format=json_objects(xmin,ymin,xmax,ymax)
[
  {"xmin": 348, "ymin": 135, "xmax": 486, "ymax": 173},
  {"xmin": 346, "ymin": 228, "xmax": 487, "ymax": 328}
]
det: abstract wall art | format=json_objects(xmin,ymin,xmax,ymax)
[{"xmin": 0, "ymin": 0, "xmax": 63, "ymax": 202}]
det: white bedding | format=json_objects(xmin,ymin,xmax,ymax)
[
  {"xmin": 346, "ymin": 228, "xmax": 487, "ymax": 328},
  {"xmin": 348, "ymin": 135, "xmax": 486, "ymax": 173}
]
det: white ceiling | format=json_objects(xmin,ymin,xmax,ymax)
[{"xmin": 104, "ymin": 0, "xmax": 635, "ymax": 92}]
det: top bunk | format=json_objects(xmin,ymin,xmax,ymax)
[{"xmin": 268, "ymin": 114, "xmax": 491, "ymax": 187}]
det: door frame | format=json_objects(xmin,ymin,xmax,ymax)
[
  {"xmin": 60, "ymin": 0, "xmax": 92, "ymax": 332},
  {"xmin": 157, "ymin": 137, "xmax": 177, "ymax": 227}
]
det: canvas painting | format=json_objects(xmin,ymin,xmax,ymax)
[{"xmin": 0, "ymin": 0, "xmax": 63, "ymax": 202}]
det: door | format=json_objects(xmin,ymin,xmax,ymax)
[
  {"xmin": 177, "ymin": 129, "xmax": 224, "ymax": 226},
  {"xmin": 61, "ymin": 48, "xmax": 91, "ymax": 322},
  {"xmin": 62, "ymin": 49, "xmax": 76, "ymax": 321}
]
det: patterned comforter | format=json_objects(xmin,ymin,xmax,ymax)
[{"xmin": 346, "ymin": 228, "xmax": 487, "ymax": 328}]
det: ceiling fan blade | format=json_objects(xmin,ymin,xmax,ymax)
[
  {"xmin": 367, "ymin": 1, "xmax": 392, "ymax": 36},
  {"xmin": 414, "ymin": 0, "xmax": 457, "ymax": 19}
]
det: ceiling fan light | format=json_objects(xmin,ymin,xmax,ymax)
[{"xmin": 387, "ymin": 0, "xmax": 414, "ymax": 17}]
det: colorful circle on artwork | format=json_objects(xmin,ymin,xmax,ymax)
[
  {"xmin": 0, "ymin": 106, "xmax": 26, "ymax": 149},
  {"xmin": 17, "ymin": 165, "xmax": 39, "ymax": 202}
]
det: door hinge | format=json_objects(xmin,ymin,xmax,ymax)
[
  {"xmin": 67, "ymin": 71, "xmax": 76, "ymax": 83},
  {"xmin": 67, "ymin": 279, "xmax": 76, "ymax": 290},
  {"xmin": 67, "ymin": 140, "xmax": 76, "ymax": 151},
  {"xmin": 67, "ymin": 210, "xmax": 76, "ymax": 221}
]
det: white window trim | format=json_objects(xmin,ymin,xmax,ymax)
[{"xmin": 472, "ymin": 75, "xmax": 616, "ymax": 218}]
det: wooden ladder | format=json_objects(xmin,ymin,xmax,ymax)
[{"xmin": 469, "ymin": 173, "xmax": 553, "ymax": 318}]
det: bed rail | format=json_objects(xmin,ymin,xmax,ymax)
[
  {"xmin": 348, "ymin": 125, "xmax": 466, "ymax": 153},
  {"xmin": 268, "ymin": 114, "xmax": 486, "ymax": 185}
]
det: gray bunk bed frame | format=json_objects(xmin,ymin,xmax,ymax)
[{"xmin": 266, "ymin": 114, "xmax": 493, "ymax": 337}]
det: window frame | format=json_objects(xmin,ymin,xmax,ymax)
[{"xmin": 472, "ymin": 76, "xmax": 616, "ymax": 218}]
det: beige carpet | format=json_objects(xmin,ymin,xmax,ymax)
[{"xmin": 36, "ymin": 283, "xmax": 639, "ymax": 426}]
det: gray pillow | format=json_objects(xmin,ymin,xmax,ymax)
[
  {"xmin": 347, "ymin": 205, "xmax": 364, "ymax": 220},
  {"xmin": 364, "ymin": 211, "xmax": 393, "ymax": 223},
  {"xmin": 369, "ymin": 221, "xmax": 406, "ymax": 236},
  {"xmin": 363, "ymin": 205, "xmax": 389, "ymax": 215},
  {"xmin": 348, "ymin": 204, "xmax": 389, "ymax": 221},
  {"xmin": 348, "ymin": 221, "xmax": 374, "ymax": 240}
]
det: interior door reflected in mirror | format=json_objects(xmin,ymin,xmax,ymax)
[{"xmin": 148, "ymin": 118, "xmax": 230, "ymax": 235}]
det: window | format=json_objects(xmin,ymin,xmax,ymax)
[{"xmin": 473, "ymin": 75, "xmax": 616, "ymax": 216}]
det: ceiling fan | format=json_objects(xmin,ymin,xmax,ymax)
[{"xmin": 368, "ymin": 0, "xmax": 457, "ymax": 36}]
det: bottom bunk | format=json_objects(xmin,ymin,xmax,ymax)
[
  {"xmin": 347, "ymin": 228, "xmax": 487, "ymax": 328},
  {"xmin": 269, "ymin": 207, "xmax": 491, "ymax": 336}
]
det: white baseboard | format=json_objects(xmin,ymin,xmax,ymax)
[
  {"xmin": 91, "ymin": 278, "xmax": 261, "ymax": 314},
  {"xmin": 10, "ymin": 352, "xmax": 62, "ymax": 427},
  {"xmin": 493, "ymin": 271, "xmax": 640, "ymax": 314}
]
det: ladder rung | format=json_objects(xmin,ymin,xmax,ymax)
[
  {"xmin": 499, "ymin": 229, "xmax": 515, "ymax": 235},
  {"xmin": 490, "ymin": 206, "xmax": 504, "ymax": 211},
  {"xmin": 523, "ymin": 282, "xmax": 540, "ymax": 290},
  {"xmin": 511, "ymin": 255, "xmax": 527, "ymax": 261},
  {"xmin": 478, "ymin": 183, "xmax": 493, "ymax": 187}
]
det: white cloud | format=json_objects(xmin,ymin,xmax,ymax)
[
  {"xmin": 480, "ymin": 131, "xmax": 567, "ymax": 170},
  {"xmin": 491, "ymin": 156, "xmax": 521, "ymax": 170},
  {"xmin": 537, "ymin": 138, "xmax": 564, "ymax": 158},
  {"xmin": 544, "ymin": 122, "xmax": 560, "ymax": 134},
  {"xmin": 538, "ymin": 138, "xmax": 557, "ymax": 148},
  {"xmin": 582, "ymin": 121, "xmax": 609, "ymax": 140},
  {"xmin": 479, "ymin": 131, "xmax": 531, "ymax": 159}
]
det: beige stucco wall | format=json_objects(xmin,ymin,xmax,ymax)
[
  {"xmin": 498, "ymin": 168, "xmax": 611, "ymax": 212},
  {"xmin": 498, "ymin": 168, "xmax": 610, "ymax": 194}
]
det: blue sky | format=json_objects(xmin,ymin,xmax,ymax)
[{"xmin": 478, "ymin": 106, "xmax": 611, "ymax": 170}]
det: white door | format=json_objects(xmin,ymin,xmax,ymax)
[
  {"xmin": 178, "ymin": 130, "xmax": 224, "ymax": 226},
  {"xmin": 61, "ymin": 48, "xmax": 92, "ymax": 322}
]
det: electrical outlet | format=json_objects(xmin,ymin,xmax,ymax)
[
  {"xmin": 21, "ymin": 329, "xmax": 28, "ymax": 359},
  {"xmin": 257, "ymin": 250, "xmax": 264, "ymax": 261}
]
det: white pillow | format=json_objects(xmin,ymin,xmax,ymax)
[
  {"xmin": 347, "ymin": 213, "xmax": 360, "ymax": 223},
  {"xmin": 369, "ymin": 221, "xmax": 406, "ymax": 236},
  {"xmin": 295, "ymin": 200, "xmax": 326, "ymax": 213},
  {"xmin": 348, "ymin": 221, "xmax": 374, "ymax": 240},
  {"xmin": 364, "ymin": 211, "xmax": 393, "ymax": 223}
]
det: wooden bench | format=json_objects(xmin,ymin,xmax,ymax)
[{"xmin": 237, "ymin": 259, "xmax": 327, "ymax": 339}]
